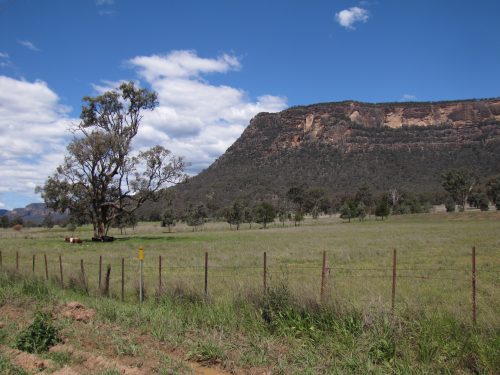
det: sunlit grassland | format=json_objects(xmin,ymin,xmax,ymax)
[
  {"xmin": 1, "ymin": 211, "xmax": 499, "ymax": 374},
  {"xmin": 1, "ymin": 211, "xmax": 498, "ymax": 328}
]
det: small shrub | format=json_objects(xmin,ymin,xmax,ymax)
[
  {"xmin": 259, "ymin": 282, "xmax": 293, "ymax": 328},
  {"xmin": 12, "ymin": 224, "xmax": 22, "ymax": 232},
  {"xmin": 368, "ymin": 321, "xmax": 396, "ymax": 365},
  {"xmin": 15, "ymin": 312, "xmax": 61, "ymax": 353},
  {"xmin": 369, "ymin": 335, "xmax": 396, "ymax": 364}
]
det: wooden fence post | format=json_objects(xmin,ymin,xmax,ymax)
[
  {"xmin": 16, "ymin": 251, "xmax": 19, "ymax": 272},
  {"xmin": 44, "ymin": 254, "xmax": 49, "ymax": 280},
  {"xmin": 472, "ymin": 246, "xmax": 477, "ymax": 325},
  {"xmin": 59, "ymin": 255, "xmax": 64, "ymax": 287},
  {"xmin": 263, "ymin": 252, "xmax": 267, "ymax": 293},
  {"xmin": 204, "ymin": 252, "xmax": 208, "ymax": 298},
  {"xmin": 391, "ymin": 249, "xmax": 397, "ymax": 314},
  {"xmin": 98, "ymin": 255, "xmax": 102, "ymax": 291},
  {"xmin": 320, "ymin": 251, "xmax": 327, "ymax": 300},
  {"xmin": 158, "ymin": 255, "xmax": 162, "ymax": 295},
  {"xmin": 0, "ymin": 250, "xmax": 2, "ymax": 269},
  {"xmin": 80, "ymin": 259, "xmax": 88, "ymax": 293},
  {"xmin": 121, "ymin": 258, "xmax": 125, "ymax": 302},
  {"xmin": 32, "ymin": 254, "xmax": 35, "ymax": 274},
  {"xmin": 103, "ymin": 265, "xmax": 111, "ymax": 297}
]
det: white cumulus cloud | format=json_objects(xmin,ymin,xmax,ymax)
[
  {"xmin": 126, "ymin": 50, "xmax": 287, "ymax": 173},
  {"xmin": 129, "ymin": 50, "xmax": 241, "ymax": 80},
  {"xmin": 335, "ymin": 7, "xmax": 370, "ymax": 29},
  {"xmin": 0, "ymin": 50, "xmax": 286, "ymax": 208},
  {"xmin": 0, "ymin": 76, "xmax": 75, "ymax": 204}
]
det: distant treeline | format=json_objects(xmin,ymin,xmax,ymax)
[{"xmin": 3, "ymin": 170, "xmax": 498, "ymax": 232}]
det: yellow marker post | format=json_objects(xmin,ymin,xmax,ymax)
[{"xmin": 139, "ymin": 246, "xmax": 144, "ymax": 303}]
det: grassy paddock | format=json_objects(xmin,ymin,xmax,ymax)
[
  {"xmin": 0, "ymin": 211, "xmax": 499, "ymax": 373},
  {"xmin": 0, "ymin": 265, "xmax": 499, "ymax": 373},
  {"xmin": 0, "ymin": 212, "xmax": 499, "ymax": 325}
]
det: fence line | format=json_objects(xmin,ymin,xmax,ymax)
[{"xmin": 0, "ymin": 247, "xmax": 496, "ymax": 325}]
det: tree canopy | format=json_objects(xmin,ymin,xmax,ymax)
[
  {"xmin": 37, "ymin": 82, "xmax": 187, "ymax": 238},
  {"xmin": 441, "ymin": 169, "xmax": 478, "ymax": 212},
  {"xmin": 254, "ymin": 202, "xmax": 276, "ymax": 228}
]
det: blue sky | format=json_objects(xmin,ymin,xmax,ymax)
[{"xmin": 1, "ymin": 0, "xmax": 499, "ymax": 209}]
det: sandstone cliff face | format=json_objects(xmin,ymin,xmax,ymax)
[
  {"xmin": 230, "ymin": 99, "xmax": 500, "ymax": 157},
  {"xmin": 5, "ymin": 203, "xmax": 67, "ymax": 224},
  {"xmin": 173, "ymin": 98, "xmax": 500, "ymax": 209}
]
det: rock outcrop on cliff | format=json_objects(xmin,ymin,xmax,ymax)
[{"xmin": 168, "ymin": 98, "xmax": 500, "ymax": 211}]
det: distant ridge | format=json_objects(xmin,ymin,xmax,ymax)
[{"xmin": 0, "ymin": 203, "xmax": 67, "ymax": 225}]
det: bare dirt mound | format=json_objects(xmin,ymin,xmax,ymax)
[
  {"xmin": 1, "ymin": 346, "xmax": 54, "ymax": 373},
  {"xmin": 59, "ymin": 301, "xmax": 96, "ymax": 323}
]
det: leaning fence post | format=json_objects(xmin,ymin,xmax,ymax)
[
  {"xmin": 263, "ymin": 252, "xmax": 267, "ymax": 293},
  {"xmin": 320, "ymin": 251, "xmax": 327, "ymax": 300},
  {"xmin": 80, "ymin": 259, "xmax": 88, "ymax": 293},
  {"xmin": 391, "ymin": 248, "xmax": 397, "ymax": 315},
  {"xmin": 59, "ymin": 255, "xmax": 64, "ymax": 287},
  {"xmin": 32, "ymin": 254, "xmax": 35, "ymax": 274},
  {"xmin": 121, "ymin": 258, "xmax": 125, "ymax": 302},
  {"xmin": 204, "ymin": 252, "xmax": 208, "ymax": 298},
  {"xmin": 44, "ymin": 254, "xmax": 49, "ymax": 280},
  {"xmin": 472, "ymin": 246, "xmax": 477, "ymax": 325}
]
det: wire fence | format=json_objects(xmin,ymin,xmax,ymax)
[{"xmin": 0, "ymin": 247, "xmax": 499, "ymax": 326}]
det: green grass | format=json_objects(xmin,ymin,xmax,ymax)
[
  {"xmin": 0, "ymin": 355, "xmax": 29, "ymax": 375},
  {"xmin": 0, "ymin": 211, "xmax": 499, "ymax": 373},
  {"xmin": 1, "ymin": 212, "xmax": 498, "ymax": 326},
  {"xmin": 0, "ymin": 271, "xmax": 499, "ymax": 374}
]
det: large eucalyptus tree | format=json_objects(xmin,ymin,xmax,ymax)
[{"xmin": 37, "ymin": 82, "xmax": 187, "ymax": 239}]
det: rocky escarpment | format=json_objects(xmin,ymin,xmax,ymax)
[
  {"xmin": 2, "ymin": 203, "xmax": 67, "ymax": 224},
  {"xmin": 168, "ymin": 98, "xmax": 500, "ymax": 211}
]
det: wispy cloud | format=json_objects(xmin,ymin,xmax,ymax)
[
  {"xmin": 98, "ymin": 9, "xmax": 115, "ymax": 16},
  {"xmin": 400, "ymin": 94, "xmax": 417, "ymax": 102},
  {"xmin": 0, "ymin": 52, "xmax": 10, "ymax": 67},
  {"xmin": 335, "ymin": 7, "xmax": 370, "ymax": 29},
  {"xmin": 96, "ymin": 0, "xmax": 114, "ymax": 5},
  {"xmin": 95, "ymin": 0, "xmax": 116, "ymax": 16},
  {"xmin": 18, "ymin": 40, "xmax": 40, "ymax": 52}
]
